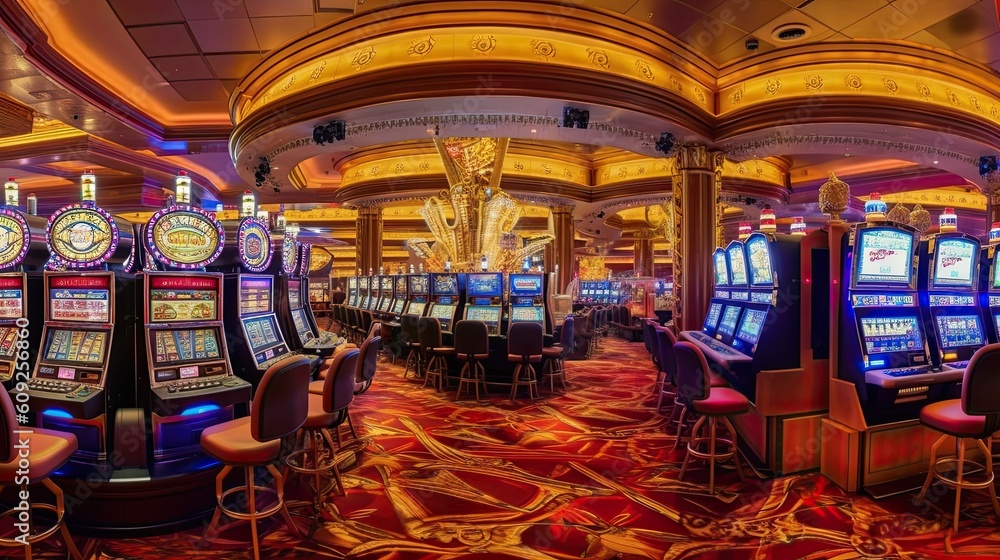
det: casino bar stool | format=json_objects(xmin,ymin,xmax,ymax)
[
  {"xmin": 288, "ymin": 350, "xmax": 359, "ymax": 533},
  {"xmin": 379, "ymin": 322, "xmax": 395, "ymax": 364},
  {"xmin": 541, "ymin": 315, "xmax": 574, "ymax": 392},
  {"xmin": 353, "ymin": 333, "xmax": 381, "ymax": 397},
  {"xmin": 419, "ymin": 317, "xmax": 453, "ymax": 392},
  {"xmin": 673, "ymin": 342, "xmax": 748, "ymax": 494},
  {"xmin": 400, "ymin": 315, "xmax": 422, "ymax": 379},
  {"xmin": 915, "ymin": 344, "xmax": 1000, "ymax": 534},
  {"xmin": 454, "ymin": 320, "xmax": 490, "ymax": 401},
  {"xmin": 0, "ymin": 389, "xmax": 82, "ymax": 560},
  {"xmin": 201, "ymin": 356, "xmax": 311, "ymax": 560},
  {"xmin": 654, "ymin": 326, "xmax": 677, "ymax": 413},
  {"xmin": 646, "ymin": 320, "xmax": 661, "ymax": 374},
  {"xmin": 509, "ymin": 322, "xmax": 544, "ymax": 401}
]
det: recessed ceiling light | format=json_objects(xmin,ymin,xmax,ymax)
[
  {"xmin": 772, "ymin": 24, "xmax": 811, "ymax": 42},
  {"xmin": 933, "ymin": 160, "xmax": 939, "ymax": 164},
  {"xmin": 530, "ymin": 129, "xmax": 537, "ymax": 133}
]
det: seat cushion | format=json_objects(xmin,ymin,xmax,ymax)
[
  {"xmin": 921, "ymin": 399, "xmax": 986, "ymax": 437},
  {"xmin": 304, "ymin": 393, "xmax": 337, "ymax": 428},
  {"xmin": 432, "ymin": 347, "xmax": 457, "ymax": 355},
  {"xmin": 201, "ymin": 417, "xmax": 281, "ymax": 466},
  {"xmin": 507, "ymin": 353, "xmax": 542, "ymax": 363},
  {"xmin": 541, "ymin": 347, "xmax": 564, "ymax": 358},
  {"xmin": 457, "ymin": 353, "xmax": 490, "ymax": 360},
  {"xmin": 692, "ymin": 387, "xmax": 749, "ymax": 415},
  {"xmin": 0, "ymin": 428, "xmax": 77, "ymax": 484},
  {"xmin": 709, "ymin": 371, "xmax": 728, "ymax": 387},
  {"xmin": 308, "ymin": 379, "xmax": 324, "ymax": 395}
]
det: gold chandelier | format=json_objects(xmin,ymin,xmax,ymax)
[{"xmin": 407, "ymin": 137, "xmax": 553, "ymax": 271}]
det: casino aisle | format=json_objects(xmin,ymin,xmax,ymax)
[{"xmin": 81, "ymin": 336, "xmax": 999, "ymax": 560}]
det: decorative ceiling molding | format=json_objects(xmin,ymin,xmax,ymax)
[{"xmin": 722, "ymin": 133, "xmax": 978, "ymax": 167}]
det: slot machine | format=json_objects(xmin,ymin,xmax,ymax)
[
  {"xmin": 0, "ymin": 202, "xmax": 48, "ymax": 388},
  {"xmin": 376, "ymin": 275, "xmax": 394, "ymax": 314},
  {"xmin": 360, "ymin": 275, "xmax": 372, "ymax": 310},
  {"xmin": 428, "ymin": 272, "xmax": 463, "ymax": 333},
  {"xmin": 507, "ymin": 273, "xmax": 545, "ymax": 330},
  {"xmin": 279, "ymin": 243, "xmax": 340, "ymax": 358},
  {"xmin": 303, "ymin": 245, "xmax": 334, "ymax": 334},
  {"xmin": 405, "ymin": 273, "xmax": 430, "ymax": 316},
  {"xmin": 838, "ymin": 222, "xmax": 952, "ymax": 423},
  {"xmin": 464, "ymin": 272, "xmax": 504, "ymax": 335},
  {"xmin": 982, "ymin": 238, "xmax": 1000, "ymax": 343},
  {"xmin": 391, "ymin": 274, "xmax": 408, "ymax": 318},
  {"xmin": 347, "ymin": 276, "xmax": 359, "ymax": 307},
  {"xmin": 28, "ymin": 191, "xmax": 136, "ymax": 462},
  {"xmin": 140, "ymin": 199, "xmax": 250, "ymax": 460},
  {"xmin": 211, "ymin": 217, "xmax": 320, "ymax": 388},
  {"xmin": 702, "ymin": 248, "xmax": 731, "ymax": 338},
  {"xmin": 919, "ymin": 232, "xmax": 984, "ymax": 371},
  {"xmin": 712, "ymin": 241, "xmax": 750, "ymax": 345}
]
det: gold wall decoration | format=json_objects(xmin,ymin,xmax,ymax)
[
  {"xmin": 406, "ymin": 138, "xmax": 553, "ymax": 272},
  {"xmin": 909, "ymin": 204, "xmax": 931, "ymax": 234},
  {"xmin": 886, "ymin": 203, "xmax": 911, "ymax": 224},
  {"xmin": 578, "ymin": 255, "xmax": 609, "ymax": 280},
  {"xmin": 818, "ymin": 172, "xmax": 850, "ymax": 222}
]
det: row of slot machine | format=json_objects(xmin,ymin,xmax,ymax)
[
  {"xmin": 345, "ymin": 271, "xmax": 548, "ymax": 336},
  {"xmin": 0, "ymin": 192, "xmax": 338, "ymax": 484},
  {"xmin": 575, "ymin": 280, "xmax": 623, "ymax": 305}
]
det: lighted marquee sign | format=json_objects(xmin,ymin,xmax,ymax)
[
  {"xmin": 46, "ymin": 204, "xmax": 118, "ymax": 268},
  {"xmin": 146, "ymin": 207, "xmax": 225, "ymax": 269},
  {"xmin": 238, "ymin": 218, "xmax": 272, "ymax": 273},
  {"xmin": 282, "ymin": 239, "xmax": 298, "ymax": 275},
  {"xmin": 298, "ymin": 244, "xmax": 311, "ymax": 277},
  {"xmin": 0, "ymin": 208, "xmax": 31, "ymax": 270}
]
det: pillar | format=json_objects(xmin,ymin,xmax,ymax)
[
  {"xmin": 672, "ymin": 145, "xmax": 723, "ymax": 332},
  {"xmin": 551, "ymin": 204, "xmax": 575, "ymax": 293},
  {"xmin": 633, "ymin": 232, "xmax": 654, "ymax": 277},
  {"xmin": 355, "ymin": 204, "xmax": 382, "ymax": 275},
  {"xmin": 988, "ymin": 188, "xmax": 1000, "ymax": 235}
]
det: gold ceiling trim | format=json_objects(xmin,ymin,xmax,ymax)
[
  {"xmin": 860, "ymin": 189, "xmax": 986, "ymax": 211},
  {"xmin": 339, "ymin": 148, "xmax": 592, "ymax": 190},
  {"xmin": 594, "ymin": 157, "xmax": 785, "ymax": 188},
  {"xmin": 719, "ymin": 64, "xmax": 1000, "ymax": 127},
  {"xmin": 234, "ymin": 27, "xmax": 712, "ymax": 124}
]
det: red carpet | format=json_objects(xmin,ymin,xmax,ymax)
[{"xmin": 27, "ymin": 336, "xmax": 1000, "ymax": 558}]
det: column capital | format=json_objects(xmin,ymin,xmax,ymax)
[
  {"xmin": 674, "ymin": 144, "xmax": 726, "ymax": 172},
  {"xmin": 550, "ymin": 203, "xmax": 575, "ymax": 214},
  {"xmin": 632, "ymin": 227, "xmax": 658, "ymax": 239},
  {"xmin": 356, "ymin": 204, "xmax": 383, "ymax": 216}
]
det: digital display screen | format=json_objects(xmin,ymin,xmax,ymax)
[
  {"xmin": 713, "ymin": 250, "xmax": 729, "ymax": 287},
  {"xmin": 727, "ymin": 245, "xmax": 748, "ymax": 286},
  {"xmin": 379, "ymin": 298, "xmax": 392, "ymax": 312},
  {"xmin": 292, "ymin": 308, "xmax": 314, "ymax": 342},
  {"xmin": 717, "ymin": 306, "xmax": 741, "ymax": 337},
  {"xmin": 58, "ymin": 367, "xmax": 75, "ymax": 380},
  {"xmin": 151, "ymin": 328, "xmax": 221, "ymax": 364},
  {"xmin": 431, "ymin": 304, "xmax": 454, "ymax": 320},
  {"xmin": 736, "ymin": 308, "xmax": 767, "ymax": 345},
  {"xmin": 360, "ymin": 277, "xmax": 370, "ymax": 289},
  {"xmin": 288, "ymin": 279, "xmax": 301, "ymax": 309},
  {"xmin": 936, "ymin": 315, "xmax": 984, "ymax": 349},
  {"xmin": 467, "ymin": 273, "xmax": 502, "ymax": 297},
  {"xmin": 852, "ymin": 294, "xmax": 915, "ymax": 307},
  {"xmin": 49, "ymin": 289, "xmax": 110, "ymax": 323},
  {"xmin": 466, "ymin": 305, "xmax": 500, "ymax": 323},
  {"xmin": 0, "ymin": 327, "xmax": 18, "ymax": 358},
  {"xmin": 380, "ymin": 276, "xmax": 392, "ymax": 289},
  {"xmin": 179, "ymin": 366, "xmax": 199, "ymax": 379},
  {"xmin": 855, "ymin": 228, "xmax": 914, "ymax": 286},
  {"xmin": 44, "ymin": 330, "xmax": 107, "ymax": 363},
  {"xmin": 0, "ymin": 286, "xmax": 23, "ymax": 319},
  {"xmin": 409, "ymin": 275, "xmax": 429, "ymax": 295},
  {"xmin": 860, "ymin": 316, "xmax": 924, "ymax": 354},
  {"xmin": 149, "ymin": 283, "xmax": 218, "ymax": 323},
  {"xmin": 395, "ymin": 276, "xmax": 407, "ymax": 292},
  {"xmin": 239, "ymin": 276, "xmax": 272, "ymax": 315},
  {"xmin": 241, "ymin": 315, "xmax": 283, "ymax": 354},
  {"xmin": 348, "ymin": 277, "xmax": 357, "ymax": 289},
  {"xmin": 995, "ymin": 313, "xmax": 1000, "ymax": 337},
  {"xmin": 704, "ymin": 303, "xmax": 722, "ymax": 331},
  {"xmin": 929, "ymin": 294, "xmax": 975, "ymax": 306},
  {"xmin": 510, "ymin": 306, "xmax": 543, "ymax": 322},
  {"xmin": 509, "ymin": 274, "xmax": 543, "ymax": 296},
  {"xmin": 933, "ymin": 238, "xmax": 977, "ymax": 287},
  {"xmin": 407, "ymin": 302, "xmax": 426, "ymax": 316},
  {"xmin": 392, "ymin": 300, "xmax": 405, "ymax": 314},
  {"xmin": 745, "ymin": 236, "xmax": 773, "ymax": 286}
]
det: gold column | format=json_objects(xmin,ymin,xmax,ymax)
[
  {"xmin": 987, "ymin": 187, "xmax": 1000, "ymax": 234},
  {"xmin": 551, "ymin": 204, "xmax": 575, "ymax": 293},
  {"xmin": 672, "ymin": 145, "xmax": 723, "ymax": 332},
  {"xmin": 633, "ymin": 230, "xmax": 654, "ymax": 277},
  {"xmin": 355, "ymin": 205, "xmax": 383, "ymax": 274}
]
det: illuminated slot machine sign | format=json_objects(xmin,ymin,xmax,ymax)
[
  {"xmin": 46, "ymin": 205, "xmax": 119, "ymax": 268},
  {"xmin": 432, "ymin": 273, "xmax": 459, "ymax": 301},
  {"xmin": 348, "ymin": 276, "xmax": 358, "ymax": 306},
  {"xmin": 745, "ymin": 234, "xmax": 776, "ymax": 304},
  {"xmin": 237, "ymin": 217, "xmax": 273, "ymax": 273},
  {"xmin": 508, "ymin": 273, "xmax": 544, "ymax": 324},
  {"xmin": 288, "ymin": 278, "xmax": 302, "ymax": 309},
  {"xmin": 713, "ymin": 248, "xmax": 730, "ymax": 298},
  {"xmin": 0, "ymin": 208, "xmax": 32, "ymax": 270},
  {"xmin": 726, "ymin": 241, "xmax": 749, "ymax": 302},
  {"xmin": 931, "ymin": 238, "xmax": 977, "ymax": 288},
  {"xmin": 240, "ymin": 276, "xmax": 273, "ymax": 315},
  {"xmin": 282, "ymin": 239, "xmax": 299, "ymax": 276},
  {"xmin": 48, "ymin": 275, "xmax": 111, "ymax": 324},
  {"xmin": 145, "ymin": 207, "xmax": 225, "ymax": 269},
  {"xmin": 392, "ymin": 276, "xmax": 407, "ymax": 314},
  {"xmin": 299, "ymin": 244, "xmax": 311, "ymax": 277},
  {"xmin": 0, "ymin": 276, "xmax": 25, "ymax": 320},
  {"xmin": 854, "ymin": 228, "xmax": 915, "ymax": 288},
  {"xmin": 148, "ymin": 275, "xmax": 220, "ymax": 323},
  {"xmin": 379, "ymin": 276, "xmax": 393, "ymax": 312}
]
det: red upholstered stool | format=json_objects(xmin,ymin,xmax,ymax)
[
  {"xmin": 0, "ymin": 389, "xmax": 82, "ymax": 560},
  {"xmin": 508, "ymin": 322, "xmax": 544, "ymax": 401},
  {"xmin": 915, "ymin": 344, "xmax": 1000, "ymax": 534},
  {"xmin": 400, "ymin": 315, "xmax": 422, "ymax": 379},
  {"xmin": 541, "ymin": 315, "xmax": 574, "ymax": 392},
  {"xmin": 201, "ymin": 356, "xmax": 312, "ymax": 560},
  {"xmin": 418, "ymin": 317, "xmax": 452, "ymax": 392},
  {"xmin": 673, "ymin": 341, "xmax": 748, "ymax": 494},
  {"xmin": 454, "ymin": 320, "xmax": 490, "ymax": 401}
]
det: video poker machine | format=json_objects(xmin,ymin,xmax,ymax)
[
  {"xmin": 405, "ymin": 273, "xmax": 430, "ymax": 317},
  {"xmin": 464, "ymin": 272, "xmax": 504, "ymax": 336},
  {"xmin": 0, "ymin": 205, "xmax": 48, "ymax": 388},
  {"xmin": 28, "ymin": 199, "xmax": 135, "ymax": 462},
  {"xmin": 360, "ymin": 275, "xmax": 373, "ymax": 310},
  {"xmin": 429, "ymin": 272, "xmax": 463, "ymax": 333},
  {"xmin": 391, "ymin": 274, "xmax": 408, "ymax": 318},
  {"xmin": 700, "ymin": 248, "xmax": 731, "ymax": 339},
  {"xmin": 348, "ymin": 276, "xmax": 359, "ymax": 307},
  {"xmin": 140, "ymin": 202, "xmax": 251, "ymax": 460},
  {"xmin": 507, "ymin": 273, "xmax": 545, "ymax": 331},
  {"xmin": 919, "ymin": 233, "xmax": 985, "ymax": 373},
  {"xmin": 837, "ymin": 222, "xmax": 954, "ymax": 423},
  {"xmin": 376, "ymin": 275, "xmax": 394, "ymax": 315}
]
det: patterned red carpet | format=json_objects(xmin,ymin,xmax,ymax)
[{"xmin": 56, "ymin": 337, "xmax": 1000, "ymax": 558}]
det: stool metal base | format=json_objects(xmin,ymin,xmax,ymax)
[
  {"xmin": 679, "ymin": 415, "xmax": 745, "ymax": 494},
  {"xmin": 915, "ymin": 434, "xmax": 1000, "ymax": 534},
  {"xmin": 0, "ymin": 478, "xmax": 82, "ymax": 560},
  {"xmin": 208, "ymin": 463, "xmax": 299, "ymax": 560}
]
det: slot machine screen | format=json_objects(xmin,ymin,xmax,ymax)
[
  {"xmin": 379, "ymin": 297, "xmax": 392, "ymax": 312},
  {"xmin": 717, "ymin": 306, "xmax": 741, "ymax": 338},
  {"xmin": 431, "ymin": 305, "xmax": 454, "ymax": 321},
  {"xmin": 745, "ymin": 236, "xmax": 774, "ymax": 286},
  {"xmin": 392, "ymin": 300, "xmax": 405, "ymax": 314},
  {"xmin": 509, "ymin": 274, "xmax": 543, "ymax": 296},
  {"xmin": 735, "ymin": 308, "xmax": 767, "ymax": 345},
  {"xmin": 239, "ymin": 276, "xmax": 273, "ymax": 314},
  {"xmin": 49, "ymin": 288, "xmax": 110, "ymax": 323},
  {"xmin": 854, "ymin": 228, "xmax": 915, "ymax": 286},
  {"xmin": 995, "ymin": 313, "xmax": 1000, "ymax": 337},
  {"xmin": 148, "ymin": 276, "xmax": 220, "ymax": 322},
  {"xmin": 467, "ymin": 273, "xmax": 502, "ymax": 297},
  {"xmin": 409, "ymin": 275, "xmax": 429, "ymax": 295},
  {"xmin": 510, "ymin": 306, "xmax": 543, "ymax": 322},
  {"xmin": 241, "ymin": 315, "xmax": 283, "ymax": 354},
  {"xmin": 466, "ymin": 306, "xmax": 500, "ymax": 324},
  {"xmin": 150, "ymin": 328, "xmax": 222, "ymax": 364},
  {"xmin": 44, "ymin": 329, "xmax": 107, "ymax": 364},
  {"xmin": 0, "ymin": 327, "xmax": 19, "ymax": 358},
  {"xmin": 291, "ymin": 308, "xmax": 314, "ymax": 342},
  {"xmin": 394, "ymin": 275, "xmax": 407, "ymax": 293},
  {"xmin": 859, "ymin": 316, "xmax": 924, "ymax": 354},
  {"xmin": 727, "ymin": 245, "xmax": 748, "ymax": 286},
  {"xmin": 935, "ymin": 315, "xmax": 984, "ymax": 349},
  {"xmin": 713, "ymin": 250, "xmax": 729, "ymax": 287},
  {"xmin": 703, "ymin": 303, "xmax": 722, "ymax": 331},
  {"xmin": 407, "ymin": 302, "xmax": 427, "ymax": 316},
  {"xmin": 288, "ymin": 279, "xmax": 301, "ymax": 309},
  {"xmin": 932, "ymin": 238, "xmax": 977, "ymax": 288}
]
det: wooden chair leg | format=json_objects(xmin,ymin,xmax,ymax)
[
  {"xmin": 953, "ymin": 438, "xmax": 966, "ymax": 534},
  {"xmin": 916, "ymin": 433, "xmax": 948, "ymax": 505},
  {"xmin": 679, "ymin": 415, "xmax": 706, "ymax": 481}
]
